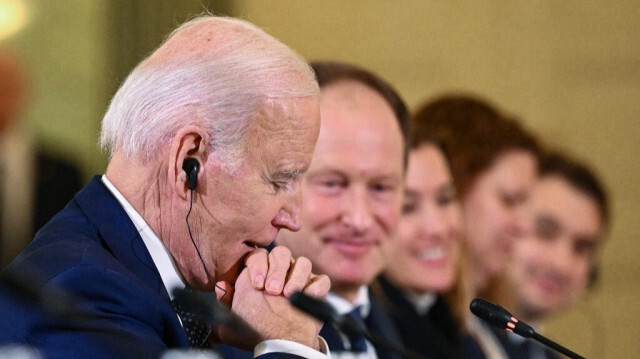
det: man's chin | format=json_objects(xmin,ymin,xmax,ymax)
[{"xmin": 332, "ymin": 271, "xmax": 380, "ymax": 289}]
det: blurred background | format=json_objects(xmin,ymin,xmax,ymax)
[{"xmin": 0, "ymin": 1, "xmax": 637, "ymax": 357}]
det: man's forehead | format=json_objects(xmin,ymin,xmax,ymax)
[
  {"xmin": 534, "ymin": 197, "xmax": 603, "ymax": 239},
  {"xmin": 254, "ymin": 97, "xmax": 320, "ymax": 168}
]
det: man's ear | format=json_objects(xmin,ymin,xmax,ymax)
[{"xmin": 169, "ymin": 126, "xmax": 209, "ymax": 200}]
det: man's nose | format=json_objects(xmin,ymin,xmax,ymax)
[
  {"xmin": 511, "ymin": 203, "xmax": 533, "ymax": 238},
  {"xmin": 272, "ymin": 188, "xmax": 302, "ymax": 231},
  {"xmin": 340, "ymin": 186, "xmax": 373, "ymax": 234}
]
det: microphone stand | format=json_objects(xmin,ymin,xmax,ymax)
[
  {"xmin": 470, "ymin": 297, "xmax": 586, "ymax": 359},
  {"xmin": 530, "ymin": 332, "xmax": 585, "ymax": 359}
]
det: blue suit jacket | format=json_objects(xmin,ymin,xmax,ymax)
[
  {"xmin": 0, "ymin": 177, "xmax": 303, "ymax": 359},
  {"xmin": 319, "ymin": 290, "xmax": 405, "ymax": 359}
]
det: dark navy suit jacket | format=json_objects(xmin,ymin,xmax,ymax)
[
  {"xmin": 319, "ymin": 289, "xmax": 405, "ymax": 359},
  {"xmin": 0, "ymin": 176, "xmax": 303, "ymax": 359},
  {"xmin": 372, "ymin": 276, "xmax": 464, "ymax": 359}
]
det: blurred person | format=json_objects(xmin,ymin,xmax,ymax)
[
  {"xmin": 413, "ymin": 94, "xmax": 541, "ymax": 358},
  {"xmin": 500, "ymin": 152, "xmax": 609, "ymax": 358},
  {"xmin": 0, "ymin": 52, "xmax": 82, "ymax": 268},
  {"xmin": 372, "ymin": 127, "xmax": 471, "ymax": 359},
  {"xmin": 276, "ymin": 61, "xmax": 410, "ymax": 359},
  {"xmin": 0, "ymin": 16, "xmax": 331, "ymax": 359}
]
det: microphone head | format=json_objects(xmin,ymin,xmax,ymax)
[
  {"xmin": 470, "ymin": 297, "xmax": 512, "ymax": 328},
  {"xmin": 470, "ymin": 297, "xmax": 535, "ymax": 338},
  {"xmin": 470, "ymin": 297, "xmax": 511, "ymax": 315}
]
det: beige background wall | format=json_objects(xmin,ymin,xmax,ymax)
[{"xmin": 1, "ymin": 1, "xmax": 638, "ymax": 358}]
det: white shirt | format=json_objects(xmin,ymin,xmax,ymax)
[
  {"xmin": 101, "ymin": 175, "xmax": 329, "ymax": 359},
  {"xmin": 325, "ymin": 287, "xmax": 378, "ymax": 359},
  {"xmin": 404, "ymin": 291, "xmax": 437, "ymax": 316}
]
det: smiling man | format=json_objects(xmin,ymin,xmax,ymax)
[
  {"xmin": 276, "ymin": 61, "xmax": 409, "ymax": 359},
  {"xmin": 504, "ymin": 152, "xmax": 610, "ymax": 358},
  {"xmin": 0, "ymin": 16, "xmax": 330, "ymax": 359}
]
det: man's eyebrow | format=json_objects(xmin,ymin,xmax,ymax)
[{"xmin": 274, "ymin": 169, "xmax": 305, "ymax": 180}]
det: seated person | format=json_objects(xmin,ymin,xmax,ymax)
[
  {"xmin": 0, "ymin": 15, "xmax": 330, "ymax": 359},
  {"xmin": 276, "ymin": 61, "xmax": 410, "ymax": 358},
  {"xmin": 372, "ymin": 124, "xmax": 469, "ymax": 359},
  {"xmin": 504, "ymin": 152, "xmax": 610, "ymax": 358},
  {"xmin": 411, "ymin": 94, "xmax": 541, "ymax": 358}
]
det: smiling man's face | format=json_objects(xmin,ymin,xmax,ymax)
[
  {"xmin": 276, "ymin": 80, "xmax": 405, "ymax": 300},
  {"xmin": 509, "ymin": 174, "xmax": 603, "ymax": 320}
]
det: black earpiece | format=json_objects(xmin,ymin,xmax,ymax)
[
  {"xmin": 182, "ymin": 158, "xmax": 199, "ymax": 190},
  {"xmin": 182, "ymin": 156, "xmax": 224, "ymax": 298}
]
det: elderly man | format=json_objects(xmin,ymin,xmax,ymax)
[
  {"xmin": 503, "ymin": 152, "xmax": 610, "ymax": 358},
  {"xmin": 275, "ymin": 61, "xmax": 409, "ymax": 359},
  {"xmin": 0, "ymin": 16, "xmax": 329, "ymax": 359}
]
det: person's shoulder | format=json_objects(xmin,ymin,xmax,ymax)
[
  {"xmin": 2, "ymin": 229, "xmax": 173, "ymax": 335},
  {"xmin": 7, "ymin": 206, "xmax": 105, "ymax": 281}
]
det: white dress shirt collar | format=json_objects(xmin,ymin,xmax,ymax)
[
  {"xmin": 404, "ymin": 291, "xmax": 437, "ymax": 316},
  {"xmin": 326, "ymin": 285, "xmax": 371, "ymax": 318}
]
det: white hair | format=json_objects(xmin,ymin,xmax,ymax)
[{"xmin": 100, "ymin": 16, "xmax": 318, "ymax": 167}]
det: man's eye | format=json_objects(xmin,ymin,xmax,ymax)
[
  {"xmin": 310, "ymin": 175, "xmax": 346, "ymax": 195},
  {"xmin": 437, "ymin": 191, "xmax": 457, "ymax": 207},
  {"xmin": 372, "ymin": 183, "xmax": 394, "ymax": 193},
  {"xmin": 500, "ymin": 192, "xmax": 527, "ymax": 208},
  {"xmin": 272, "ymin": 181, "xmax": 288, "ymax": 191},
  {"xmin": 574, "ymin": 239, "xmax": 597, "ymax": 257},
  {"xmin": 401, "ymin": 201, "xmax": 418, "ymax": 215},
  {"xmin": 535, "ymin": 217, "xmax": 559, "ymax": 240},
  {"xmin": 501, "ymin": 195, "xmax": 517, "ymax": 208},
  {"xmin": 322, "ymin": 180, "xmax": 340, "ymax": 188}
]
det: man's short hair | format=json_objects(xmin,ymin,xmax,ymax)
[
  {"xmin": 539, "ymin": 151, "xmax": 610, "ymax": 287},
  {"xmin": 309, "ymin": 61, "xmax": 410, "ymax": 168},
  {"xmin": 540, "ymin": 152, "xmax": 609, "ymax": 229}
]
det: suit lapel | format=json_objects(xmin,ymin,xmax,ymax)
[
  {"xmin": 319, "ymin": 323, "xmax": 348, "ymax": 352},
  {"xmin": 74, "ymin": 176, "xmax": 166, "ymax": 298},
  {"xmin": 367, "ymin": 291, "xmax": 404, "ymax": 359}
]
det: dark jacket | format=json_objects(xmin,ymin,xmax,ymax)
[{"xmin": 0, "ymin": 176, "xmax": 304, "ymax": 359}]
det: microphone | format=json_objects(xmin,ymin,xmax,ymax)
[
  {"xmin": 469, "ymin": 297, "xmax": 535, "ymax": 337},
  {"xmin": 290, "ymin": 291, "xmax": 428, "ymax": 359},
  {"xmin": 470, "ymin": 298, "xmax": 586, "ymax": 359}
]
